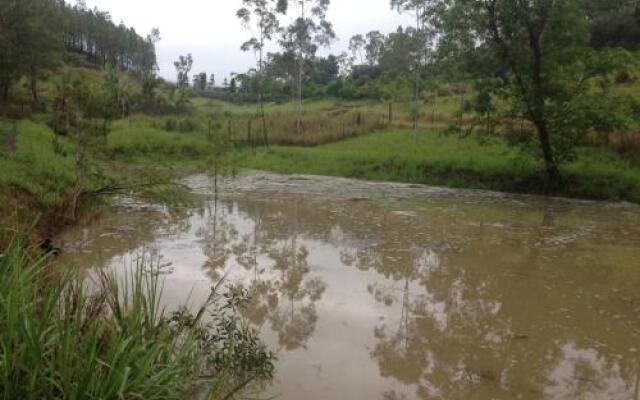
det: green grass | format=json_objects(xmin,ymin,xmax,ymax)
[
  {"xmin": 0, "ymin": 120, "xmax": 79, "ymax": 246},
  {"xmin": 239, "ymin": 128, "xmax": 640, "ymax": 202},
  {"xmin": 0, "ymin": 120, "xmax": 76, "ymax": 207},
  {"xmin": 108, "ymin": 118, "xmax": 215, "ymax": 160},
  {"xmin": 0, "ymin": 236, "xmax": 272, "ymax": 399}
]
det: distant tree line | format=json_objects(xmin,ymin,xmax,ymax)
[
  {"xmin": 64, "ymin": 1, "xmax": 158, "ymax": 72},
  {"xmin": 0, "ymin": 0, "xmax": 157, "ymax": 104},
  {"xmin": 224, "ymin": 0, "xmax": 640, "ymax": 183}
]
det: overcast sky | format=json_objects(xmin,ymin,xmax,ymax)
[{"xmin": 81, "ymin": 0, "xmax": 414, "ymax": 82}]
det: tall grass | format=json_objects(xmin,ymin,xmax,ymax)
[
  {"xmin": 192, "ymin": 97, "xmax": 473, "ymax": 146},
  {"xmin": 225, "ymin": 109, "xmax": 387, "ymax": 146},
  {"xmin": 108, "ymin": 119, "xmax": 215, "ymax": 160},
  {"xmin": 0, "ymin": 236, "xmax": 273, "ymax": 399}
]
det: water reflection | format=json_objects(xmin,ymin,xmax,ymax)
[
  {"xmin": 59, "ymin": 173, "xmax": 640, "ymax": 400},
  {"xmin": 196, "ymin": 198, "xmax": 328, "ymax": 352}
]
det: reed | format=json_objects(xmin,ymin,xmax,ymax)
[{"xmin": 0, "ymin": 235, "xmax": 273, "ymax": 399}]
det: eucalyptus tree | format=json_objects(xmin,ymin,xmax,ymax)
[
  {"xmin": 279, "ymin": 0, "xmax": 335, "ymax": 133},
  {"xmin": 437, "ymin": 0, "xmax": 634, "ymax": 183},
  {"xmin": 390, "ymin": 0, "xmax": 438, "ymax": 132},
  {"xmin": 174, "ymin": 54, "xmax": 193, "ymax": 88},
  {"xmin": 172, "ymin": 54, "xmax": 194, "ymax": 112},
  {"xmin": 142, "ymin": 28, "xmax": 161, "ymax": 73},
  {"xmin": 349, "ymin": 34, "xmax": 366, "ymax": 65},
  {"xmin": 237, "ymin": 0, "xmax": 283, "ymax": 145},
  {"xmin": 365, "ymin": 31, "xmax": 386, "ymax": 66},
  {"xmin": 193, "ymin": 72, "xmax": 208, "ymax": 92}
]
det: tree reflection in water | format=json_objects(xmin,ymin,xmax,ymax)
[
  {"xmin": 198, "ymin": 198, "xmax": 239, "ymax": 282},
  {"xmin": 345, "ymin": 208, "xmax": 640, "ymax": 400},
  {"xmin": 197, "ymin": 197, "xmax": 327, "ymax": 352}
]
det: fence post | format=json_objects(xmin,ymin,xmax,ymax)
[
  {"xmin": 431, "ymin": 100, "xmax": 436, "ymax": 124},
  {"xmin": 388, "ymin": 102, "xmax": 393, "ymax": 125}
]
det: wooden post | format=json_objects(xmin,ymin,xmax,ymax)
[
  {"xmin": 431, "ymin": 100, "xmax": 436, "ymax": 125},
  {"xmin": 357, "ymin": 112, "xmax": 362, "ymax": 126},
  {"xmin": 388, "ymin": 102, "xmax": 393, "ymax": 125}
]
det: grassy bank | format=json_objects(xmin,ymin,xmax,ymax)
[
  {"xmin": 0, "ymin": 236, "xmax": 273, "ymax": 399},
  {"xmin": 239, "ymin": 129, "xmax": 640, "ymax": 203},
  {"xmin": 0, "ymin": 120, "xmax": 80, "ymax": 246},
  {"xmin": 0, "ymin": 117, "xmax": 218, "ymax": 248}
]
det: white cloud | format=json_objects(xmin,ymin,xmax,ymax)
[{"xmin": 81, "ymin": 0, "xmax": 414, "ymax": 81}]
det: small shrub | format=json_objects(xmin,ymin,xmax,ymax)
[
  {"xmin": 178, "ymin": 118, "xmax": 198, "ymax": 133},
  {"xmin": 164, "ymin": 117, "xmax": 178, "ymax": 132},
  {"xmin": 615, "ymin": 70, "xmax": 636, "ymax": 84}
]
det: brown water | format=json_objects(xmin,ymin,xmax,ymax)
[{"xmin": 59, "ymin": 172, "xmax": 640, "ymax": 400}]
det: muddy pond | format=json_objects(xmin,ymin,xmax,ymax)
[{"xmin": 59, "ymin": 172, "xmax": 640, "ymax": 400}]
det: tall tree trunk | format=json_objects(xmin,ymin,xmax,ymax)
[
  {"xmin": 258, "ymin": 47, "xmax": 268, "ymax": 146},
  {"xmin": 529, "ymin": 27, "xmax": 561, "ymax": 184},
  {"xmin": 1, "ymin": 83, "xmax": 8, "ymax": 104},
  {"xmin": 413, "ymin": 8, "xmax": 422, "ymax": 143},
  {"xmin": 486, "ymin": 1, "xmax": 561, "ymax": 183},
  {"xmin": 30, "ymin": 66, "xmax": 38, "ymax": 103},
  {"xmin": 296, "ymin": 0, "xmax": 305, "ymax": 134},
  {"xmin": 532, "ymin": 117, "xmax": 561, "ymax": 182},
  {"xmin": 296, "ymin": 55, "xmax": 303, "ymax": 134}
]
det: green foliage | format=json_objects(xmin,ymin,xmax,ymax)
[
  {"xmin": 586, "ymin": 0, "xmax": 640, "ymax": 49},
  {"xmin": 437, "ymin": 0, "xmax": 637, "ymax": 179},
  {"xmin": 0, "ymin": 237, "xmax": 274, "ymax": 399}
]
